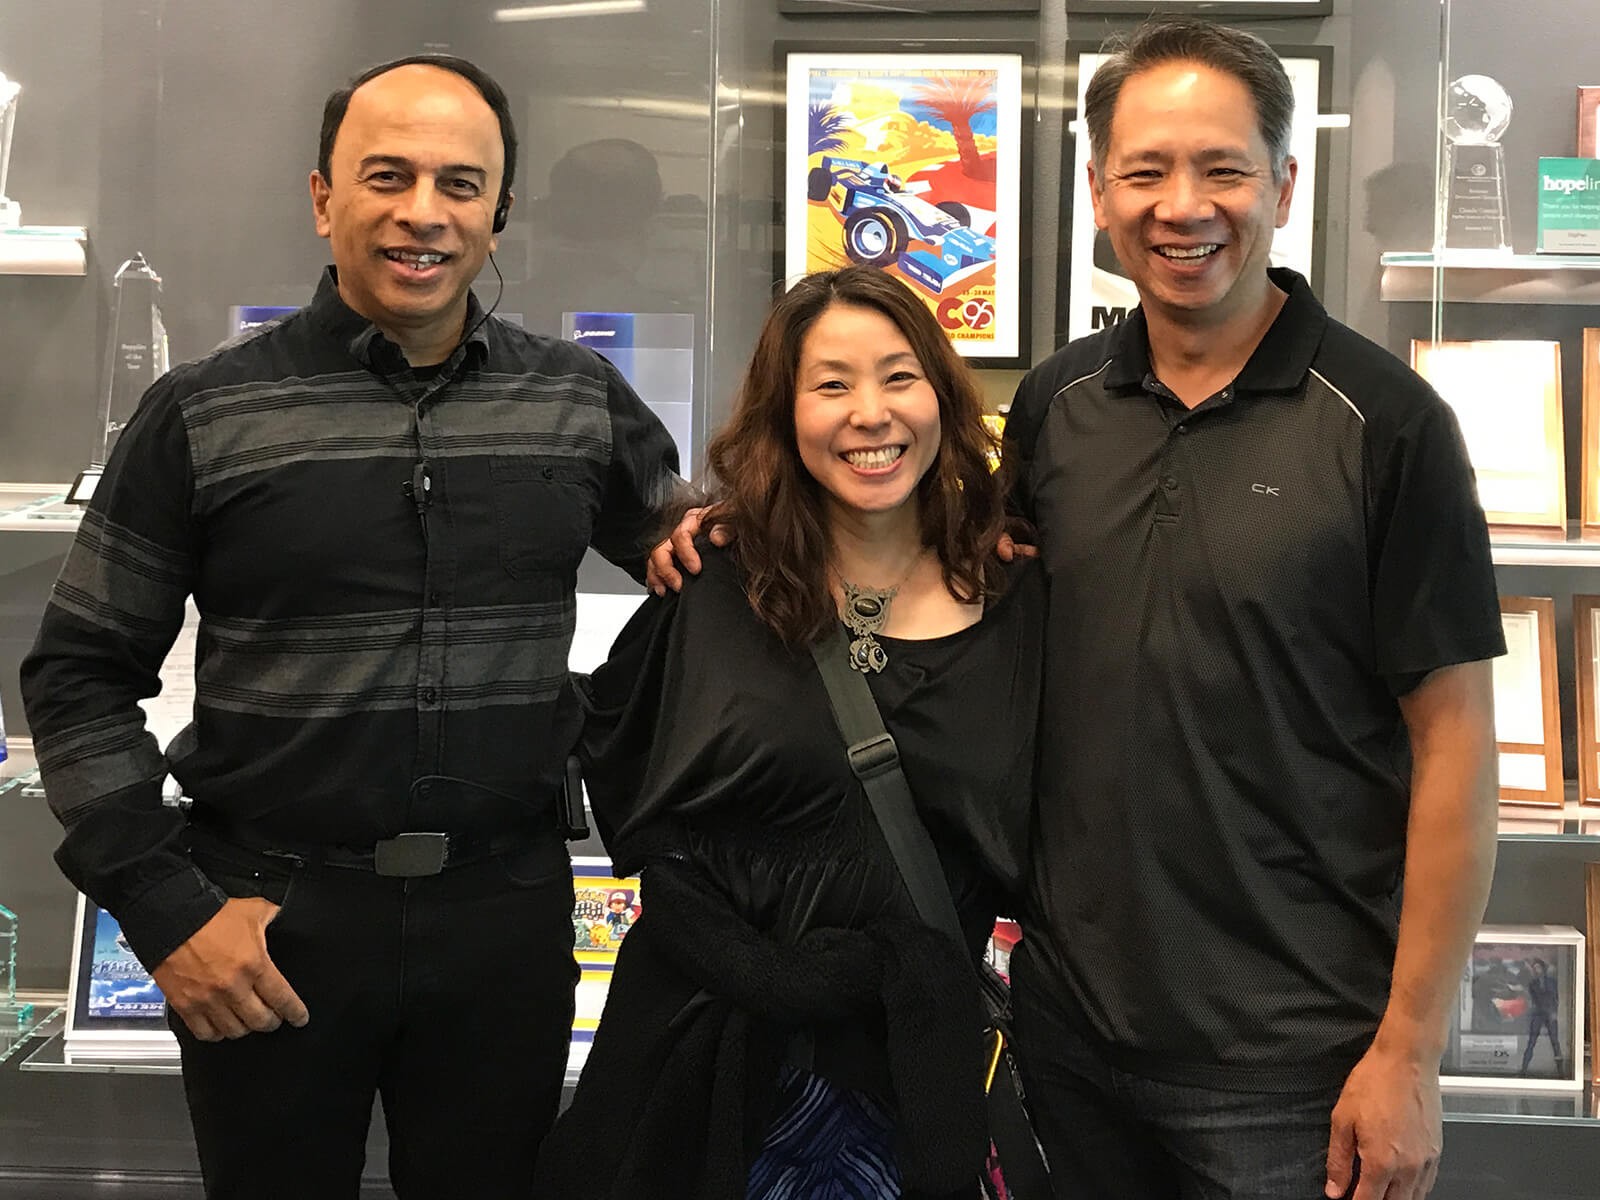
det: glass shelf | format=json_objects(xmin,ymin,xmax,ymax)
[
  {"xmin": 1497, "ymin": 800, "xmax": 1600, "ymax": 842},
  {"xmin": 0, "ymin": 226, "xmax": 87, "ymax": 276},
  {"xmin": 0, "ymin": 1001, "xmax": 61, "ymax": 1066},
  {"xmin": 0, "ymin": 745, "xmax": 39, "ymax": 801},
  {"xmin": 1490, "ymin": 524, "xmax": 1600, "ymax": 567},
  {"xmin": 0, "ymin": 484, "xmax": 80, "ymax": 532},
  {"xmin": 1444, "ymin": 1079, "xmax": 1599, "ymax": 1126},
  {"xmin": 1379, "ymin": 250, "xmax": 1600, "ymax": 304}
]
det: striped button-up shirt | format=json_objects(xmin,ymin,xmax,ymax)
[{"xmin": 21, "ymin": 268, "xmax": 680, "ymax": 967}]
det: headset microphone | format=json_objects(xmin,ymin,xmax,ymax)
[{"xmin": 461, "ymin": 251, "xmax": 505, "ymax": 348}]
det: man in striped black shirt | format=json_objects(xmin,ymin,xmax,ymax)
[{"xmin": 22, "ymin": 55, "xmax": 678, "ymax": 1199}]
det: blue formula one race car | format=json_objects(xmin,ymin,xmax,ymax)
[{"xmin": 808, "ymin": 156, "xmax": 996, "ymax": 295}]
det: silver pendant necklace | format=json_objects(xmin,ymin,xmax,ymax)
[{"xmin": 835, "ymin": 549, "xmax": 926, "ymax": 674}]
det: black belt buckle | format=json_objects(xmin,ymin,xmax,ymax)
[{"xmin": 374, "ymin": 832, "xmax": 449, "ymax": 877}]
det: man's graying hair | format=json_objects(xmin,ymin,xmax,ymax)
[{"xmin": 1083, "ymin": 18, "xmax": 1296, "ymax": 184}]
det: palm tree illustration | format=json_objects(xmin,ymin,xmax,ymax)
[
  {"xmin": 913, "ymin": 74, "xmax": 997, "ymax": 182},
  {"xmin": 809, "ymin": 103, "xmax": 851, "ymax": 156}
]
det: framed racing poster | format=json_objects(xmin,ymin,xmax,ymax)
[
  {"xmin": 1056, "ymin": 42, "xmax": 1331, "ymax": 344},
  {"xmin": 1066, "ymin": 0, "xmax": 1329, "ymax": 12},
  {"xmin": 779, "ymin": 42, "xmax": 1033, "ymax": 368},
  {"xmin": 782, "ymin": 1, "xmax": 1039, "ymax": 10}
]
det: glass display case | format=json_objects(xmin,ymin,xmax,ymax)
[{"xmin": 1, "ymin": 1, "xmax": 1598, "ymax": 1196}]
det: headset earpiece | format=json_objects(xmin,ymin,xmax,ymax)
[{"xmin": 493, "ymin": 196, "xmax": 509, "ymax": 234}]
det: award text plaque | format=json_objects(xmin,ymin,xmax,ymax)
[
  {"xmin": 1411, "ymin": 339, "xmax": 1565, "ymax": 529},
  {"xmin": 1583, "ymin": 330, "xmax": 1600, "ymax": 528},
  {"xmin": 1494, "ymin": 596, "xmax": 1563, "ymax": 808}
]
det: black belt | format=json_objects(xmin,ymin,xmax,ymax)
[{"xmin": 186, "ymin": 819, "xmax": 553, "ymax": 878}]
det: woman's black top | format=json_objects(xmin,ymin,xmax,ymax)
[{"xmin": 580, "ymin": 543, "xmax": 1045, "ymax": 961}]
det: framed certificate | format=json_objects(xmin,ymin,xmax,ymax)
[
  {"xmin": 1411, "ymin": 340, "xmax": 1566, "ymax": 530},
  {"xmin": 1583, "ymin": 330, "xmax": 1600, "ymax": 528},
  {"xmin": 1587, "ymin": 865, "xmax": 1600, "ymax": 1085},
  {"xmin": 1494, "ymin": 597, "xmax": 1564, "ymax": 808},
  {"xmin": 1575, "ymin": 595, "xmax": 1600, "ymax": 807},
  {"xmin": 779, "ymin": 42, "xmax": 1033, "ymax": 367},
  {"xmin": 1441, "ymin": 925, "xmax": 1585, "ymax": 1092},
  {"xmin": 1579, "ymin": 87, "xmax": 1600, "ymax": 159}
]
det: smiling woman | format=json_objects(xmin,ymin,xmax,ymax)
[
  {"xmin": 533, "ymin": 266, "xmax": 1046, "ymax": 1197},
  {"xmin": 704, "ymin": 265, "xmax": 1009, "ymax": 647}
]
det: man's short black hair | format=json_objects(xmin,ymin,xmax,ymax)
[
  {"xmin": 318, "ymin": 54, "xmax": 517, "ymax": 215},
  {"xmin": 1084, "ymin": 18, "xmax": 1295, "ymax": 185}
]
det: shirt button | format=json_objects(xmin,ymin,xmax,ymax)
[
  {"xmin": 1162, "ymin": 476, "xmax": 1178, "ymax": 491},
  {"xmin": 1175, "ymin": 424, "xmax": 1188, "ymax": 435},
  {"xmin": 427, "ymin": 592, "xmax": 442, "ymax": 607},
  {"xmin": 421, "ymin": 687, "xmax": 438, "ymax": 704}
]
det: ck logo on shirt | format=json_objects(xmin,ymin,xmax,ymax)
[{"xmin": 1251, "ymin": 483, "xmax": 1281, "ymax": 497}]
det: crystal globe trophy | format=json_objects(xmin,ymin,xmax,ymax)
[
  {"xmin": 72, "ymin": 252, "xmax": 170, "ymax": 503},
  {"xmin": 1443, "ymin": 74, "xmax": 1513, "ymax": 253},
  {"xmin": 0, "ymin": 71, "xmax": 20, "ymax": 229}
]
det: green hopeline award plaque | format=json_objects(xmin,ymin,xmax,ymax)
[{"xmin": 1536, "ymin": 158, "xmax": 1600, "ymax": 253}]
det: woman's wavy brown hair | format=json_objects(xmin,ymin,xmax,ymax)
[{"xmin": 705, "ymin": 266, "xmax": 1008, "ymax": 648}]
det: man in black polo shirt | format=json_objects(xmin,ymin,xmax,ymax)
[
  {"xmin": 1002, "ymin": 19, "xmax": 1502, "ymax": 1200},
  {"xmin": 21, "ymin": 56, "xmax": 678, "ymax": 1198}
]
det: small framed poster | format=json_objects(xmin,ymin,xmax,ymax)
[
  {"xmin": 779, "ymin": 41, "xmax": 1033, "ymax": 367},
  {"xmin": 64, "ymin": 894, "xmax": 177, "ymax": 1058},
  {"xmin": 570, "ymin": 857, "xmax": 640, "ymax": 1056},
  {"xmin": 1493, "ymin": 596, "xmax": 1564, "ymax": 808},
  {"xmin": 1579, "ymin": 87, "xmax": 1600, "ymax": 159},
  {"xmin": 1058, "ymin": 42, "xmax": 1330, "ymax": 342},
  {"xmin": 1411, "ymin": 340, "xmax": 1566, "ymax": 530},
  {"xmin": 1441, "ymin": 925, "xmax": 1585, "ymax": 1092}
]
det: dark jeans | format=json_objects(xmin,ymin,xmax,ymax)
[
  {"xmin": 1521, "ymin": 1012, "xmax": 1562, "ymax": 1072},
  {"xmin": 169, "ymin": 833, "xmax": 579, "ymax": 1200},
  {"xmin": 1010, "ymin": 943, "xmax": 1346, "ymax": 1200}
]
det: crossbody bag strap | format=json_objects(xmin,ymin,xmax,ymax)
[
  {"xmin": 811, "ymin": 624, "xmax": 1052, "ymax": 1198},
  {"xmin": 810, "ymin": 627, "xmax": 967, "ymax": 950}
]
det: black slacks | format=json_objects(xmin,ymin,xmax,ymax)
[{"xmin": 170, "ymin": 833, "xmax": 578, "ymax": 1200}]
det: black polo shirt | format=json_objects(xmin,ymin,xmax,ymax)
[{"xmin": 1006, "ymin": 268, "xmax": 1504, "ymax": 1090}]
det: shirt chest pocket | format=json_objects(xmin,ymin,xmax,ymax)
[{"xmin": 491, "ymin": 458, "xmax": 599, "ymax": 577}]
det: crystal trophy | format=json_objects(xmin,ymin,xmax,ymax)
[
  {"xmin": 73, "ymin": 252, "xmax": 170, "ymax": 503},
  {"xmin": 0, "ymin": 71, "xmax": 19, "ymax": 229},
  {"xmin": 1443, "ymin": 74, "xmax": 1513, "ymax": 254},
  {"xmin": 0, "ymin": 904, "xmax": 33, "ymax": 1031}
]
